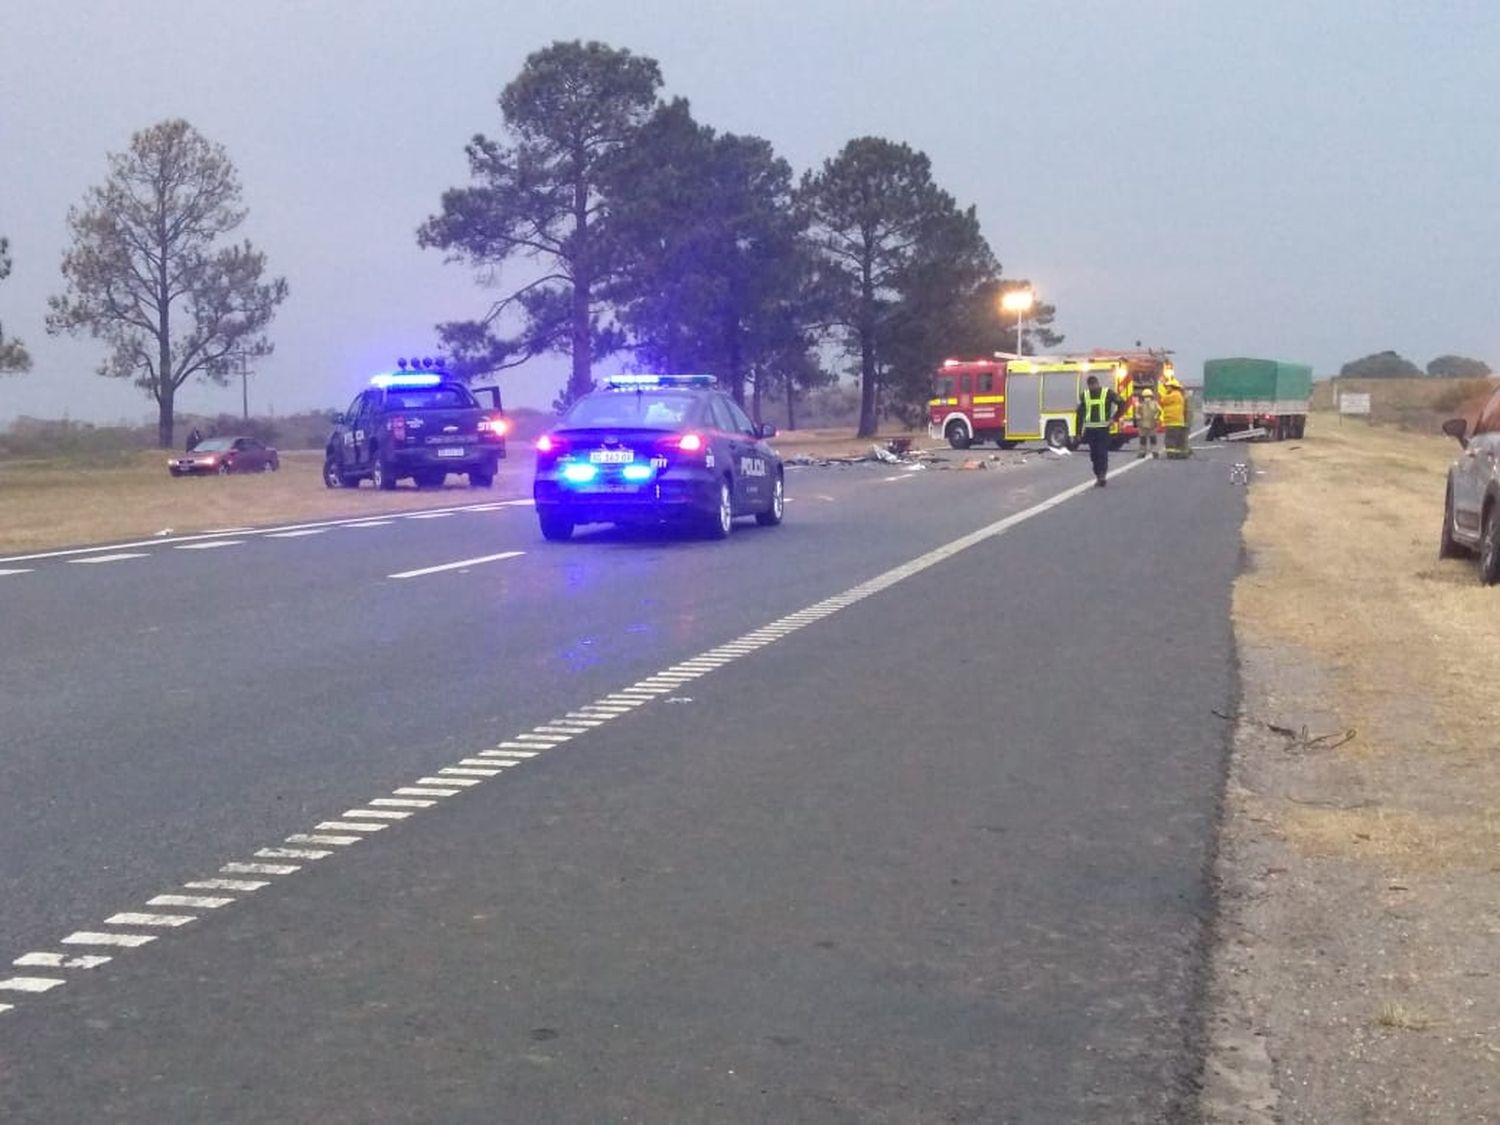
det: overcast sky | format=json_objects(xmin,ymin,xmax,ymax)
[{"xmin": 2, "ymin": 0, "xmax": 1497, "ymax": 425}]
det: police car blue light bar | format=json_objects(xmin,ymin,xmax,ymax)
[
  {"xmin": 371, "ymin": 372, "xmax": 444, "ymax": 388},
  {"xmin": 606, "ymin": 373, "xmax": 717, "ymax": 390}
]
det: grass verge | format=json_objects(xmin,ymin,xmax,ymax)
[{"xmin": 0, "ymin": 450, "xmax": 527, "ymax": 555}]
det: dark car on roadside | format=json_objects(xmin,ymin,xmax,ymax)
[
  {"xmin": 1439, "ymin": 384, "xmax": 1500, "ymax": 584},
  {"xmin": 532, "ymin": 374, "xmax": 784, "ymax": 541},
  {"xmin": 168, "ymin": 436, "xmax": 279, "ymax": 477},
  {"xmin": 323, "ymin": 367, "xmax": 507, "ymax": 491}
]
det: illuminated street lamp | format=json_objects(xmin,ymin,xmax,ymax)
[{"xmin": 1000, "ymin": 288, "xmax": 1035, "ymax": 355}]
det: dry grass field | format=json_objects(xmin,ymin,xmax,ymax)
[
  {"xmin": 0, "ymin": 450, "xmax": 528, "ymax": 554},
  {"xmin": 1204, "ymin": 411, "xmax": 1500, "ymax": 1122},
  {"xmin": 1235, "ymin": 413, "xmax": 1499, "ymax": 866},
  {"xmin": 1310, "ymin": 376, "xmax": 1497, "ymax": 435}
]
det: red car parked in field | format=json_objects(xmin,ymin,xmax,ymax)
[{"xmin": 168, "ymin": 436, "xmax": 280, "ymax": 477}]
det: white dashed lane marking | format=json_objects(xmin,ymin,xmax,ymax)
[
  {"xmin": 0, "ymin": 978, "xmax": 66, "ymax": 994},
  {"xmin": 61, "ymin": 932, "xmax": 155, "ymax": 949},
  {"xmin": 148, "ymin": 895, "xmax": 235, "ymax": 909},
  {"xmin": 0, "ymin": 568, "xmax": 33, "ymax": 576},
  {"xmin": 266, "ymin": 529, "xmax": 328, "ymax": 539},
  {"xmin": 0, "ymin": 464, "xmax": 1144, "ymax": 1018},
  {"xmin": 67, "ymin": 553, "xmax": 148, "ymax": 565},
  {"xmin": 173, "ymin": 541, "xmax": 244, "ymax": 551},
  {"xmin": 104, "ymin": 913, "xmax": 196, "ymax": 928},
  {"xmin": 387, "ymin": 550, "xmax": 524, "ymax": 580},
  {"xmin": 14, "ymin": 953, "xmax": 110, "ymax": 969}
]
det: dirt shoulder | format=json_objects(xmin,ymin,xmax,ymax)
[{"xmin": 1201, "ymin": 415, "xmax": 1500, "ymax": 1122}]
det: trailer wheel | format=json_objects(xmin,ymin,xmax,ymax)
[{"xmin": 945, "ymin": 421, "xmax": 971, "ymax": 450}]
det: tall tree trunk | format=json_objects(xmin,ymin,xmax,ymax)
[
  {"xmin": 726, "ymin": 316, "xmax": 744, "ymax": 406},
  {"xmin": 157, "ymin": 319, "xmax": 174, "ymax": 449},
  {"xmin": 751, "ymin": 366, "xmax": 762, "ymax": 424},
  {"xmin": 568, "ymin": 173, "xmax": 592, "ymax": 404},
  {"xmin": 569, "ymin": 276, "xmax": 591, "ymax": 404},
  {"xmin": 857, "ymin": 318, "xmax": 878, "ymax": 438},
  {"xmin": 857, "ymin": 257, "xmax": 878, "ymax": 438},
  {"xmin": 786, "ymin": 377, "xmax": 797, "ymax": 431},
  {"xmin": 158, "ymin": 386, "xmax": 174, "ymax": 449}
]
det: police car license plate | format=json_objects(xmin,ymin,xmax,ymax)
[
  {"xmin": 437, "ymin": 446, "xmax": 467, "ymax": 458},
  {"xmin": 590, "ymin": 449, "xmax": 634, "ymax": 464}
]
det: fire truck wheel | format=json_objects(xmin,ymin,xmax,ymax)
[
  {"xmin": 1044, "ymin": 421, "xmax": 1070, "ymax": 451},
  {"xmin": 945, "ymin": 422, "xmax": 971, "ymax": 450}
]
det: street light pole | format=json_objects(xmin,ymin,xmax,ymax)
[{"xmin": 999, "ymin": 288, "xmax": 1036, "ymax": 356}]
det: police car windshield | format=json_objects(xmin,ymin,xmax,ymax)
[
  {"xmin": 383, "ymin": 386, "xmax": 475, "ymax": 410},
  {"xmin": 564, "ymin": 392, "xmax": 696, "ymax": 429}
]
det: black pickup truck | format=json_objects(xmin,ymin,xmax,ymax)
[{"xmin": 323, "ymin": 373, "xmax": 507, "ymax": 490}]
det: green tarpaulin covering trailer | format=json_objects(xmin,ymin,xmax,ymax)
[{"xmin": 1202, "ymin": 358, "xmax": 1313, "ymax": 441}]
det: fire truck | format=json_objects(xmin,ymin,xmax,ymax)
[{"xmin": 927, "ymin": 350, "xmax": 1175, "ymax": 450}]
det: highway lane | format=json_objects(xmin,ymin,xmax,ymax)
[
  {"xmin": 0, "ymin": 446, "xmax": 1242, "ymax": 1120},
  {"xmin": 0, "ymin": 454, "xmax": 1085, "ymax": 964}
]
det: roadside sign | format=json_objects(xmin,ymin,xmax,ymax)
[{"xmin": 1339, "ymin": 393, "xmax": 1372, "ymax": 416}]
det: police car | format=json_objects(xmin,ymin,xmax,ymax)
[{"xmin": 532, "ymin": 374, "xmax": 785, "ymax": 541}]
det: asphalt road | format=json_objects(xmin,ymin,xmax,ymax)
[{"xmin": 0, "ymin": 443, "xmax": 1244, "ymax": 1123}]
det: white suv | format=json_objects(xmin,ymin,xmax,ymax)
[{"xmin": 1440, "ymin": 385, "xmax": 1500, "ymax": 584}]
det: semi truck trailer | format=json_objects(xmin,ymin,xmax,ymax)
[{"xmin": 1202, "ymin": 357, "xmax": 1312, "ymax": 441}]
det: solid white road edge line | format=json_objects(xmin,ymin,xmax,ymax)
[{"xmin": 0, "ymin": 460, "xmax": 1143, "ymax": 1017}]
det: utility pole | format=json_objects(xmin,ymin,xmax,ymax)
[{"xmin": 229, "ymin": 351, "xmax": 253, "ymax": 419}]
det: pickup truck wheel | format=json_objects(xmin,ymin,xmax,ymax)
[
  {"xmin": 538, "ymin": 508, "xmax": 574, "ymax": 542},
  {"xmin": 1480, "ymin": 505, "xmax": 1500, "ymax": 586},
  {"xmin": 1044, "ymin": 421, "xmax": 1070, "ymax": 451},
  {"xmin": 1440, "ymin": 485, "xmax": 1472, "ymax": 559},
  {"xmin": 945, "ymin": 421, "xmax": 971, "ymax": 450},
  {"xmin": 371, "ymin": 458, "xmax": 397, "ymax": 491},
  {"xmin": 217, "ymin": 462, "xmax": 231, "ymax": 476},
  {"xmin": 469, "ymin": 470, "xmax": 494, "ymax": 489},
  {"xmin": 322, "ymin": 457, "xmax": 342, "ymax": 488}
]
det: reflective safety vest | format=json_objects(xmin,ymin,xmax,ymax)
[{"xmin": 1082, "ymin": 387, "xmax": 1113, "ymax": 428}]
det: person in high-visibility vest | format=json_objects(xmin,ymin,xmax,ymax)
[
  {"xmin": 1159, "ymin": 377, "xmax": 1190, "ymax": 459},
  {"xmin": 1075, "ymin": 374, "xmax": 1127, "ymax": 487}
]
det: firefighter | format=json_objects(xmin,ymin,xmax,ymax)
[
  {"xmin": 1135, "ymin": 387, "xmax": 1162, "ymax": 460},
  {"xmin": 1160, "ymin": 377, "xmax": 1189, "ymax": 459},
  {"xmin": 1076, "ymin": 374, "xmax": 1127, "ymax": 487}
]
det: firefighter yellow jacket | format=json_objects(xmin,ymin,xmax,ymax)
[{"xmin": 1159, "ymin": 385, "xmax": 1186, "ymax": 427}]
